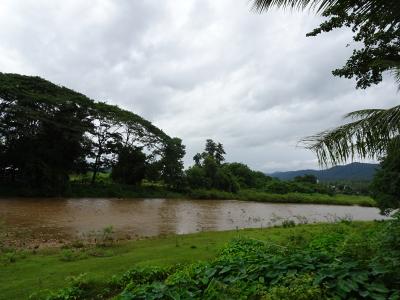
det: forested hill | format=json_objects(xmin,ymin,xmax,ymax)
[{"xmin": 269, "ymin": 162, "xmax": 380, "ymax": 182}]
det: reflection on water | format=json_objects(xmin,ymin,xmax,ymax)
[{"xmin": 0, "ymin": 198, "xmax": 388, "ymax": 243}]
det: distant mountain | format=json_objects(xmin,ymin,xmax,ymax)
[{"xmin": 269, "ymin": 162, "xmax": 380, "ymax": 182}]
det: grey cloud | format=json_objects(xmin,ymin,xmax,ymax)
[{"xmin": 0, "ymin": 0, "xmax": 398, "ymax": 172}]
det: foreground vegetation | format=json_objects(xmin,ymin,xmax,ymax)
[{"xmin": 1, "ymin": 217, "xmax": 398, "ymax": 299}]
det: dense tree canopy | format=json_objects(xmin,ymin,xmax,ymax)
[
  {"xmin": 186, "ymin": 140, "xmax": 291, "ymax": 193},
  {"xmin": 223, "ymin": 162, "xmax": 273, "ymax": 189},
  {"xmin": 159, "ymin": 138, "xmax": 186, "ymax": 190},
  {"xmin": 111, "ymin": 146, "xmax": 147, "ymax": 185},
  {"xmin": 187, "ymin": 140, "xmax": 239, "ymax": 192},
  {"xmin": 0, "ymin": 73, "xmax": 93, "ymax": 194},
  {"xmin": 0, "ymin": 73, "xmax": 182, "ymax": 195}
]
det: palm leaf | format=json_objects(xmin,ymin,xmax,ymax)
[
  {"xmin": 301, "ymin": 105, "xmax": 400, "ymax": 166},
  {"xmin": 393, "ymin": 67, "xmax": 400, "ymax": 90},
  {"xmin": 252, "ymin": 0, "xmax": 337, "ymax": 12},
  {"xmin": 251, "ymin": 0, "xmax": 400, "ymax": 18}
]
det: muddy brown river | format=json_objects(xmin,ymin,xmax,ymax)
[{"xmin": 0, "ymin": 198, "xmax": 388, "ymax": 246}]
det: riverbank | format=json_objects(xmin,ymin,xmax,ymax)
[
  {"xmin": 188, "ymin": 188, "xmax": 376, "ymax": 206},
  {"xmin": 68, "ymin": 183, "xmax": 376, "ymax": 207},
  {"xmin": 1, "ymin": 182, "xmax": 374, "ymax": 206},
  {"xmin": 0, "ymin": 221, "xmax": 394, "ymax": 299}
]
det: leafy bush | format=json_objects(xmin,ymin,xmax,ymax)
[
  {"xmin": 0, "ymin": 249, "xmax": 27, "ymax": 264},
  {"xmin": 263, "ymin": 274, "xmax": 325, "ymax": 300},
  {"xmin": 116, "ymin": 223, "xmax": 399, "ymax": 299},
  {"xmin": 117, "ymin": 266, "xmax": 174, "ymax": 288},
  {"xmin": 59, "ymin": 249, "xmax": 87, "ymax": 262},
  {"xmin": 45, "ymin": 274, "xmax": 95, "ymax": 300},
  {"xmin": 186, "ymin": 166, "xmax": 211, "ymax": 190}
]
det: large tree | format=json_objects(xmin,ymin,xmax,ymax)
[
  {"xmin": 0, "ymin": 73, "xmax": 93, "ymax": 194},
  {"xmin": 88, "ymin": 103, "xmax": 123, "ymax": 184},
  {"xmin": 186, "ymin": 140, "xmax": 239, "ymax": 192},
  {"xmin": 88, "ymin": 101, "xmax": 170, "ymax": 184},
  {"xmin": 159, "ymin": 138, "xmax": 186, "ymax": 190},
  {"xmin": 0, "ymin": 73, "xmax": 174, "ymax": 194}
]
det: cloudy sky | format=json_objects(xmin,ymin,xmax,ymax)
[{"xmin": 0, "ymin": 0, "xmax": 398, "ymax": 172}]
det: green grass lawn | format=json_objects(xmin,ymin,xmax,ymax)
[{"xmin": 0, "ymin": 222, "xmax": 380, "ymax": 299}]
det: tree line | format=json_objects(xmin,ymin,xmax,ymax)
[{"xmin": 185, "ymin": 139, "xmax": 333, "ymax": 195}]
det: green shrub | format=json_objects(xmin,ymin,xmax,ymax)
[
  {"xmin": 263, "ymin": 274, "xmax": 325, "ymax": 300},
  {"xmin": 117, "ymin": 266, "xmax": 175, "ymax": 289},
  {"xmin": 59, "ymin": 249, "xmax": 87, "ymax": 262},
  {"xmin": 46, "ymin": 274, "xmax": 94, "ymax": 300}
]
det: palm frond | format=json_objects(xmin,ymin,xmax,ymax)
[
  {"xmin": 251, "ymin": 0, "xmax": 337, "ymax": 13},
  {"xmin": 344, "ymin": 108, "xmax": 386, "ymax": 120},
  {"xmin": 251, "ymin": 0, "xmax": 400, "ymax": 16},
  {"xmin": 301, "ymin": 105, "xmax": 400, "ymax": 166},
  {"xmin": 392, "ymin": 67, "xmax": 400, "ymax": 90}
]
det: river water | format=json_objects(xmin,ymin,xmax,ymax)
[{"xmin": 0, "ymin": 198, "xmax": 388, "ymax": 246}]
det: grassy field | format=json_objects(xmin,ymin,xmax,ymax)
[{"xmin": 0, "ymin": 221, "xmax": 385, "ymax": 299}]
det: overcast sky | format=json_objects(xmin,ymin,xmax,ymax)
[{"xmin": 0, "ymin": 0, "xmax": 398, "ymax": 172}]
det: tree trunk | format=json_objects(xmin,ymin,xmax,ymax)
[{"xmin": 91, "ymin": 168, "xmax": 98, "ymax": 185}]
